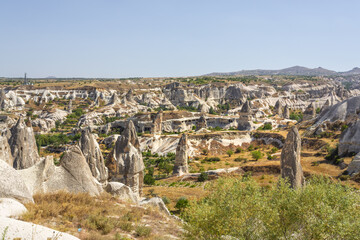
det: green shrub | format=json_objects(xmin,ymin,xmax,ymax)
[
  {"xmin": 144, "ymin": 174, "xmax": 155, "ymax": 185},
  {"xmin": 198, "ymin": 172, "xmax": 209, "ymax": 182},
  {"xmin": 226, "ymin": 150, "xmax": 234, "ymax": 157},
  {"xmin": 258, "ymin": 123, "xmax": 272, "ymax": 130},
  {"xmin": 175, "ymin": 197, "xmax": 189, "ymax": 211},
  {"xmin": 235, "ymin": 147, "xmax": 243, "ymax": 153},
  {"xmin": 270, "ymin": 147, "xmax": 278, "ymax": 154},
  {"xmin": 251, "ymin": 150, "xmax": 263, "ymax": 161},
  {"xmin": 182, "ymin": 176, "xmax": 360, "ymax": 240},
  {"xmin": 234, "ymin": 157, "xmax": 247, "ymax": 162}
]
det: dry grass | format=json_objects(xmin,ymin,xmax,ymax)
[{"xmin": 21, "ymin": 191, "xmax": 181, "ymax": 239}]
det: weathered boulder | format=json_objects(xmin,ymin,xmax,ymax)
[
  {"xmin": 152, "ymin": 110, "xmax": 163, "ymax": 134},
  {"xmin": 0, "ymin": 159, "xmax": 33, "ymax": 203},
  {"xmin": 0, "ymin": 217, "xmax": 79, "ymax": 240},
  {"xmin": 347, "ymin": 152, "xmax": 360, "ymax": 176},
  {"xmin": 106, "ymin": 120, "xmax": 145, "ymax": 198},
  {"xmin": 79, "ymin": 127, "xmax": 108, "ymax": 183},
  {"xmin": 173, "ymin": 134, "xmax": 189, "ymax": 176},
  {"xmin": 280, "ymin": 127, "xmax": 304, "ymax": 188},
  {"xmin": 338, "ymin": 120, "xmax": 360, "ymax": 156},
  {"xmin": 104, "ymin": 182, "xmax": 137, "ymax": 203},
  {"xmin": 0, "ymin": 89, "xmax": 6, "ymax": 109},
  {"xmin": 9, "ymin": 117, "xmax": 40, "ymax": 169},
  {"xmin": 140, "ymin": 197, "xmax": 171, "ymax": 216},
  {"xmin": 0, "ymin": 198, "xmax": 27, "ymax": 218}
]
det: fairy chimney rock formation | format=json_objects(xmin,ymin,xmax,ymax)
[
  {"xmin": 275, "ymin": 100, "xmax": 283, "ymax": 116},
  {"xmin": 197, "ymin": 114, "xmax": 207, "ymax": 130},
  {"xmin": 9, "ymin": 117, "xmax": 40, "ymax": 169},
  {"xmin": 125, "ymin": 89, "xmax": 134, "ymax": 102},
  {"xmin": 152, "ymin": 110, "xmax": 163, "ymax": 134},
  {"xmin": 303, "ymin": 103, "xmax": 316, "ymax": 120},
  {"xmin": 238, "ymin": 100, "xmax": 253, "ymax": 130},
  {"xmin": 173, "ymin": 134, "xmax": 189, "ymax": 176},
  {"xmin": 283, "ymin": 104, "xmax": 290, "ymax": 119},
  {"xmin": 280, "ymin": 126, "xmax": 304, "ymax": 188},
  {"xmin": 106, "ymin": 120, "xmax": 144, "ymax": 198},
  {"xmin": 79, "ymin": 127, "xmax": 108, "ymax": 183}
]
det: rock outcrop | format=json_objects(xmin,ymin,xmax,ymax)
[
  {"xmin": 346, "ymin": 152, "xmax": 360, "ymax": 176},
  {"xmin": 79, "ymin": 127, "xmax": 108, "ymax": 183},
  {"xmin": 173, "ymin": 134, "xmax": 189, "ymax": 176},
  {"xmin": 152, "ymin": 110, "xmax": 163, "ymax": 134},
  {"xmin": 0, "ymin": 159, "xmax": 33, "ymax": 203},
  {"xmin": 106, "ymin": 120, "xmax": 145, "ymax": 198},
  {"xmin": 0, "ymin": 217, "xmax": 79, "ymax": 240},
  {"xmin": 8, "ymin": 117, "xmax": 40, "ymax": 169},
  {"xmin": 338, "ymin": 120, "xmax": 360, "ymax": 156},
  {"xmin": 104, "ymin": 182, "xmax": 137, "ymax": 203},
  {"xmin": 0, "ymin": 198, "xmax": 27, "ymax": 218},
  {"xmin": 280, "ymin": 127, "xmax": 304, "ymax": 188},
  {"xmin": 19, "ymin": 148, "xmax": 103, "ymax": 196}
]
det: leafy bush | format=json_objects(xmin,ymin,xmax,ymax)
[
  {"xmin": 175, "ymin": 197, "xmax": 189, "ymax": 211},
  {"xmin": 234, "ymin": 157, "xmax": 247, "ymax": 162},
  {"xmin": 226, "ymin": 150, "xmax": 234, "ymax": 157},
  {"xmin": 258, "ymin": 123, "xmax": 272, "ymax": 130},
  {"xmin": 290, "ymin": 111, "xmax": 303, "ymax": 122},
  {"xmin": 204, "ymin": 157, "xmax": 221, "ymax": 162},
  {"xmin": 182, "ymin": 177, "xmax": 360, "ymax": 240},
  {"xmin": 144, "ymin": 174, "xmax": 155, "ymax": 185},
  {"xmin": 270, "ymin": 147, "xmax": 278, "ymax": 154},
  {"xmin": 235, "ymin": 147, "xmax": 243, "ymax": 153},
  {"xmin": 198, "ymin": 172, "xmax": 209, "ymax": 182},
  {"xmin": 251, "ymin": 150, "xmax": 263, "ymax": 161}
]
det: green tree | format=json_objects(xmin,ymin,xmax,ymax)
[{"xmin": 251, "ymin": 150, "xmax": 263, "ymax": 161}]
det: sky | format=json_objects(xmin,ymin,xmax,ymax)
[{"xmin": 0, "ymin": 0, "xmax": 359, "ymax": 78}]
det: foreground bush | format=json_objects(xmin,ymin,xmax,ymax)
[{"xmin": 182, "ymin": 176, "xmax": 360, "ymax": 240}]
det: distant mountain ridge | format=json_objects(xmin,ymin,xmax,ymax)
[{"xmin": 204, "ymin": 66, "xmax": 360, "ymax": 76}]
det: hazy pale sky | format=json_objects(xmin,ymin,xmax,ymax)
[{"xmin": 0, "ymin": 0, "xmax": 359, "ymax": 78}]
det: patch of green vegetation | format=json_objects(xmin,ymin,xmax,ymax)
[{"xmin": 182, "ymin": 176, "xmax": 360, "ymax": 239}]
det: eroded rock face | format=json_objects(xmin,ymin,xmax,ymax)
[
  {"xmin": 152, "ymin": 110, "xmax": 163, "ymax": 134},
  {"xmin": 60, "ymin": 146, "xmax": 102, "ymax": 195},
  {"xmin": 338, "ymin": 120, "xmax": 360, "ymax": 156},
  {"xmin": 9, "ymin": 118, "xmax": 40, "ymax": 169},
  {"xmin": 280, "ymin": 127, "xmax": 304, "ymax": 188},
  {"xmin": 79, "ymin": 127, "xmax": 108, "ymax": 183},
  {"xmin": 106, "ymin": 120, "xmax": 145, "ymax": 198},
  {"xmin": 0, "ymin": 134, "xmax": 13, "ymax": 166},
  {"xmin": 173, "ymin": 134, "xmax": 189, "ymax": 176},
  {"xmin": 0, "ymin": 159, "xmax": 33, "ymax": 203}
]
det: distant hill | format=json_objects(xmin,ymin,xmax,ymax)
[{"xmin": 204, "ymin": 66, "xmax": 360, "ymax": 76}]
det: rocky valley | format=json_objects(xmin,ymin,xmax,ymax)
[{"xmin": 1, "ymin": 74, "xmax": 360, "ymax": 239}]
